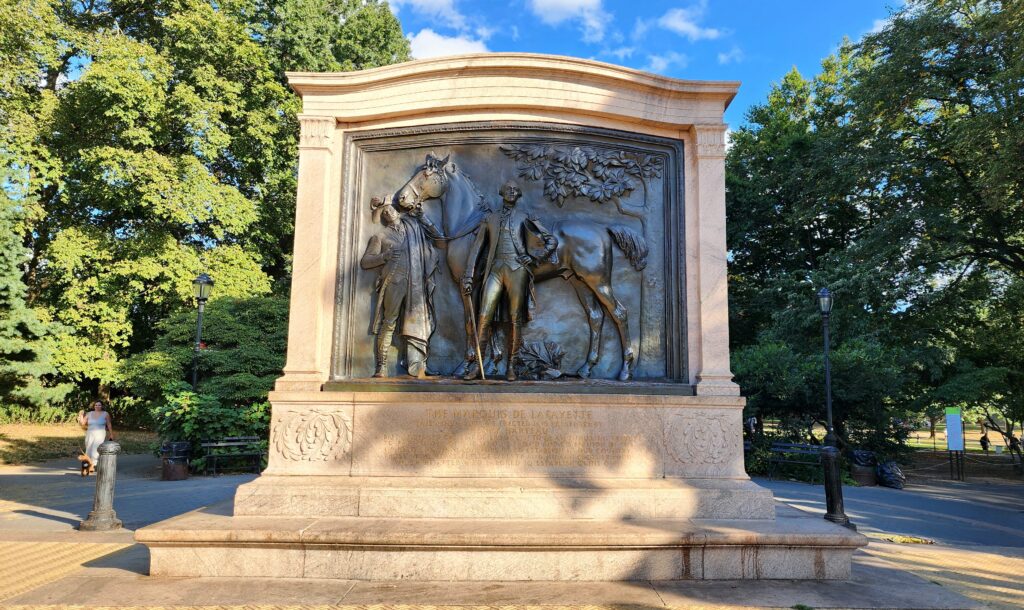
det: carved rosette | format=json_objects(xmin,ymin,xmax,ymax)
[
  {"xmin": 273, "ymin": 408, "xmax": 352, "ymax": 462},
  {"xmin": 665, "ymin": 410, "xmax": 731, "ymax": 465},
  {"xmin": 299, "ymin": 115, "xmax": 335, "ymax": 149},
  {"xmin": 693, "ymin": 125, "xmax": 727, "ymax": 159}
]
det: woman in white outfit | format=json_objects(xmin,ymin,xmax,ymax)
[{"xmin": 78, "ymin": 400, "xmax": 115, "ymax": 474}]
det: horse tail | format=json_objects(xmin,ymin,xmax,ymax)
[{"xmin": 607, "ymin": 226, "xmax": 649, "ymax": 271}]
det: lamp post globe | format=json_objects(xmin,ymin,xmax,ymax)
[
  {"xmin": 817, "ymin": 286, "xmax": 853, "ymax": 530},
  {"xmin": 191, "ymin": 274, "xmax": 214, "ymax": 390},
  {"xmin": 817, "ymin": 287, "xmax": 833, "ymax": 316},
  {"xmin": 192, "ymin": 273, "xmax": 214, "ymax": 302}
]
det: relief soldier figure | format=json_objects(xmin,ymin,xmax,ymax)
[
  {"xmin": 461, "ymin": 180, "xmax": 557, "ymax": 381},
  {"xmin": 360, "ymin": 197, "xmax": 445, "ymax": 378}
]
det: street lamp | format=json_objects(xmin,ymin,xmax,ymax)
[
  {"xmin": 817, "ymin": 287, "xmax": 854, "ymax": 529},
  {"xmin": 191, "ymin": 273, "xmax": 214, "ymax": 390}
]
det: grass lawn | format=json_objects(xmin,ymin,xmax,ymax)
[{"xmin": 0, "ymin": 423, "xmax": 157, "ymax": 465}]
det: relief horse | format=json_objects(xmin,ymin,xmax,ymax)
[{"xmin": 395, "ymin": 153, "xmax": 648, "ymax": 381}]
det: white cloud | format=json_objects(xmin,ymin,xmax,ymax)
[
  {"xmin": 391, "ymin": 0, "xmax": 468, "ymax": 32},
  {"xmin": 408, "ymin": 28, "xmax": 489, "ymax": 59},
  {"xmin": 528, "ymin": 0, "xmax": 612, "ymax": 43},
  {"xmin": 869, "ymin": 18, "xmax": 889, "ymax": 33},
  {"xmin": 607, "ymin": 46, "xmax": 635, "ymax": 61},
  {"xmin": 475, "ymin": 25, "xmax": 497, "ymax": 41},
  {"xmin": 631, "ymin": 17, "xmax": 651, "ymax": 41},
  {"xmin": 644, "ymin": 51, "xmax": 689, "ymax": 73},
  {"xmin": 657, "ymin": 1, "xmax": 721, "ymax": 42},
  {"xmin": 717, "ymin": 46, "xmax": 744, "ymax": 64}
]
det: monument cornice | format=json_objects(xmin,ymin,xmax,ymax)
[{"xmin": 286, "ymin": 53, "xmax": 739, "ymax": 128}]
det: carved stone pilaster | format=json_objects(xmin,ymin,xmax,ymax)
[
  {"xmin": 299, "ymin": 115, "xmax": 335, "ymax": 149},
  {"xmin": 693, "ymin": 125, "xmax": 728, "ymax": 159}
]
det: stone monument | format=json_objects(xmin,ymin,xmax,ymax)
[{"xmin": 136, "ymin": 53, "xmax": 864, "ymax": 580}]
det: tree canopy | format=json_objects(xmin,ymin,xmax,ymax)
[
  {"xmin": 0, "ymin": 0, "xmax": 409, "ymax": 404},
  {"xmin": 728, "ymin": 0, "xmax": 1024, "ymax": 456}
]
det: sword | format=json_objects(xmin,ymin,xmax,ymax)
[{"xmin": 466, "ymin": 283, "xmax": 486, "ymax": 381}]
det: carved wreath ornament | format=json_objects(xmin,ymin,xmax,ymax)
[
  {"xmin": 273, "ymin": 409, "xmax": 352, "ymax": 462},
  {"xmin": 666, "ymin": 412, "xmax": 730, "ymax": 465}
]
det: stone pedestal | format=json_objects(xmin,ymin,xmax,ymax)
[
  {"xmin": 135, "ymin": 54, "xmax": 866, "ymax": 581},
  {"xmin": 137, "ymin": 389, "xmax": 865, "ymax": 580}
]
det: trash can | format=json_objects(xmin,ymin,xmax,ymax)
[
  {"xmin": 849, "ymin": 449, "xmax": 878, "ymax": 486},
  {"xmin": 161, "ymin": 441, "xmax": 191, "ymax": 481}
]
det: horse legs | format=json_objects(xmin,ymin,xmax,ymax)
[
  {"xmin": 587, "ymin": 281, "xmax": 634, "ymax": 381},
  {"xmin": 569, "ymin": 277, "xmax": 604, "ymax": 378}
]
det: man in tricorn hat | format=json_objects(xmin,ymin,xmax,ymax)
[
  {"xmin": 461, "ymin": 180, "xmax": 557, "ymax": 381},
  {"xmin": 360, "ymin": 197, "xmax": 445, "ymax": 378}
]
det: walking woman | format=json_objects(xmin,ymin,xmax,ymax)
[{"xmin": 78, "ymin": 400, "xmax": 114, "ymax": 475}]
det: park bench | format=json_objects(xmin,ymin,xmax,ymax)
[
  {"xmin": 200, "ymin": 436, "xmax": 264, "ymax": 476},
  {"xmin": 767, "ymin": 442, "xmax": 822, "ymax": 483}
]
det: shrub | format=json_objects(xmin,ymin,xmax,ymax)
[
  {"xmin": 0, "ymin": 404, "xmax": 75, "ymax": 425},
  {"xmin": 149, "ymin": 382, "xmax": 270, "ymax": 470}
]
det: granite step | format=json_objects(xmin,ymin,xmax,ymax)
[
  {"xmin": 233, "ymin": 475, "xmax": 777, "ymax": 520},
  {"xmin": 136, "ymin": 503, "xmax": 865, "ymax": 581}
]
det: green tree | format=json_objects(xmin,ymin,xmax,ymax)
[
  {"xmin": 1, "ymin": 0, "xmax": 410, "ymax": 400},
  {"xmin": 0, "ymin": 190, "xmax": 71, "ymax": 408},
  {"xmin": 124, "ymin": 296, "xmax": 288, "ymax": 406},
  {"xmin": 853, "ymin": 0, "xmax": 1024, "ymax": 279},
  {"xmin": 726, "ymin": 48, "xmax": 916, "ymax": 454},
  {"xmin": 266, "ymin": 0, "xmax": 411, "ymax": 73},
  {"xmin": 123, "ymin": 296, "xmax": 287, "ymax": 449},
  {"xmin": 727, "ymin": 0, "xmax": 1024, "ymax": 456}
]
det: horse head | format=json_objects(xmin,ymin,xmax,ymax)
[{"xmin": 394, "ymin": 152, "xmax": 452, "ymax": 213}]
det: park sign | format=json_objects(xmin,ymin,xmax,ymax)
[{"xmin": 945, "ymin": 407, "xmax": 965, "ymax": 451}]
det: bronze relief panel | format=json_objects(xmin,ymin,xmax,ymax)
[{"xmin": 333, "ymin": 122, "xmax": 685, "ymax": 383}]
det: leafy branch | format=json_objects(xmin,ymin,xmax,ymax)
[{"xmin": 500, "ymin": 144, "xmax": 662, "ymax": 231}]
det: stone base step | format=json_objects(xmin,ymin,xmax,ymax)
[
  {"xmin": 233, "ymin": 476, "xmax": 776, "ymax": 520},
  {"xmin": 136, "ymin": 505, "xmax": 865, "ymax": 581}
]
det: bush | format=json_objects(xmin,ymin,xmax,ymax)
[
  {"xmin": 0, "ymin": 403, "xmax": 75, "ymax": 425},
  {"xmin": 123, "ymin": 296, "xmax": 287, "ymax": 408},
  {"xmin": 744, "ymin": 435, "xmax": 774, "ymax": 476},
  {"xmin": 148, "ymin": 382, "xmax": 270, "ymax": 471}
]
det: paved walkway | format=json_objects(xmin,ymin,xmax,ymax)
[
  {"xmin": 0, "ymin": 454, "xmax": 255, "ymax": 533},
  {"xmin": 0, "ymin": 457, "xmax": 1018, "ymax": 608},
  {"xmin": 757, "ymin": 477, "xmax": 1024, "ymax": 547}
]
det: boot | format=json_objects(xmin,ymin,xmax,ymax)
[
  {"xmin": 506, "ymin": 321, "xmax": 521, "ymax": 381},
  {"xmin": 407, "ymin": 344, "xmax": 429, "ymax": 379},
  {"xmin": 373, "ymin": 325, "xmax": 394, "ymax": 378}
]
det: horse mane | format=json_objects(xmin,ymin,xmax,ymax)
[{"xmin": 449, "ymin": 166, "xmax": 489, "ymax": 213}]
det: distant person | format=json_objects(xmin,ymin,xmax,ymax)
[
  {"xmin": 979, "ymin": 432, "xmax": 991, "ymax": 454},
  {"xmin": 77, "ymin": 400, "xmax": 114, "ymax": 475}
]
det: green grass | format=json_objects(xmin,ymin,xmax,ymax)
[{"xmin": 0, "ymin": 423, "xmax": 157, "ymax": 465}]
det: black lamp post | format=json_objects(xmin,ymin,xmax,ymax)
[
  {"xmin": 817, "ymin": 287, "xmax": 853, "ymax": 529},
  {"xmin": 191, "ymin": 273, "xmax": 214, "ymax": 390}
]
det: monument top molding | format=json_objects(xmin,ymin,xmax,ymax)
[{"xmin": 286, "ymin": 53, "xmax": 739, "ymax": 129}]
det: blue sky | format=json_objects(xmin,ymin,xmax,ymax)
[{"xmin": 390, "ymin": 0, "xmax": 900, "ymax": 126}]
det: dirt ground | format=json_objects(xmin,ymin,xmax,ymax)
[{"xmin": 0, "ymin": 423, "xmax": 157, "ymax": 465}]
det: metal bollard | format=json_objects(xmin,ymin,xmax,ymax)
[{"xmin": 79, "ymin": 440, "xmax": 123, "ymax": 531}]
